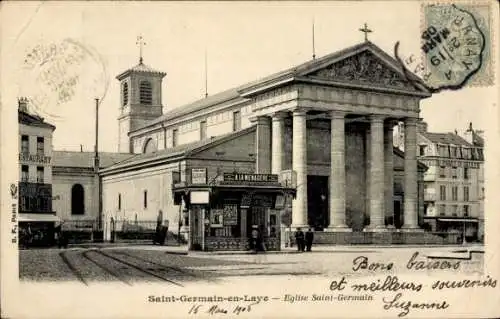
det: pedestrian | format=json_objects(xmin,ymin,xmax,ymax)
[
  {"xmin": 295, "ymin": 228, "xmax": 305, "ymax": 252},
  {"xmin": 258, "ymin": 225, "xmax": 266, "ymax": 252},
  {"xmin": 305, "ymin": 228, "xmax": 314, "ymax": 252},
  {"xmin": 250, "ymin": 226, "xmax": 259, "ymax": 253}
]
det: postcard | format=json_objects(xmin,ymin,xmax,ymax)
[{"xmin": 1, "ymin": 1, "xmax": 499, "ymax": 318}]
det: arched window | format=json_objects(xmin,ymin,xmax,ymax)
[
  {"xmin": 122, "ymin": 82, "xmax": 129, "ymax": 106},
  {"xmin": 143, "ymin": 138, "xmax": 157, "ymax": 153},
  {"xmin": 139, "ymin": 80, "xmax": 152, "ymax": 105},
  {"xmin": 71, "ymin": 184, "xmax": 85, "ymax": 215}
]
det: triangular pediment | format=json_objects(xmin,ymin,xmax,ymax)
[{"xmin": 302, "ymin": 47, "xmax": 423, "ymax": 92}]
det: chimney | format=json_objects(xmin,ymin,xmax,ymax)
[
  {"xmin": 18, "ymin": 97, "xmax": 29, "ymax": 112},
  {"xmin": 417, "ymin": 118, "xmax": 428, "ymax": 133}
]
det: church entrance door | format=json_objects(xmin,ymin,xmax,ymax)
[{"xmin": 307, "ymin": 175, "xmax": 329, "ymax": 231}]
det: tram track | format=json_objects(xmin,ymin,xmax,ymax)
[
  {"xmin": 113, "ymin": 250, "xmax": 199, "ymax": 278},
  {"xmin": 59, "ymin": 249, "xmax": 185, "ymax": 286},
  {"xmin": 58, "ymin": 251, "xmax": 88, "ymax": 286},
  {"xmin": 81, "ymin": 250, "xmax": 132, "ymax": 286},
  {"xmin": 91, "ymin": 250, "xmax": 184, "ymax": 286}
]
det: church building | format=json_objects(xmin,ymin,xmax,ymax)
[{"xmin": 100, "ymin": 39, "xmax": 445, "ymax": 250}]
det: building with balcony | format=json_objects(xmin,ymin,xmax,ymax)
[
  {"xmin": 18, "ymin": 98, "xmax": 59, "ymax": 246},
  {"xmin": 460, "ymin": 122, "xmax": 485, "ymax": 241},
  {"xmin": 415, "ymin": 120, "xmax": 484, "ymax": 242}
]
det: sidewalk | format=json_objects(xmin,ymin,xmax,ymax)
[{"xmin": 67, "ymin": 242, "xmax": 484, "ymax": 256}]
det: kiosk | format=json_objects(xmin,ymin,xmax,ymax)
[{"xmin": 173, "ymin": 171, "xmax": 295, "ymax": 251}]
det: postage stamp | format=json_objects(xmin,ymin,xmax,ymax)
[
  {"xmin": 396, "ymin": 1, "xmax": 494, "ymax": 92},
  {"xmin": 20, "ymin": 38, "xmax": 109, "ymax": 120}
]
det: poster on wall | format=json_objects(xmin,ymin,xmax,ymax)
[
  {"xmin": 210, "ymin": 209, "xmax": 223, "ymax": 227},
  {"xmin": 223, "ymin": 204, "xmax": 238, "ymax": 225},
  {"xmin": 191, "ymin": 168, "xmax": 207, "ymax": 184}
]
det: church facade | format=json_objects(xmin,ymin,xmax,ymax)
[{"xmin": 101, "ymin": 41, "xmax": 451, "ymax": 248}]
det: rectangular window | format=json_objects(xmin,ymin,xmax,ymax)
[
  {"xmin": 232, "ymin": 111, "xmax": 241, "ymax": 131},
  {"xmin": 463, "ymin": 205, "xmax": 469, "ymax": 216},
  {"xmin": 439, "ymin": 204, "xmax": 445, "ymax": 216},
  {"xmin": 200, "ymin": 120, "xmax": 207, "ymax": 140},
  {"xmin": 450, "ymin": 146, "xmax": 457, "ymax": 158},
  {"xmin": 452, "ymin": 205, "xmax": 458, "ymax": 216},
  {"xmin": 452, "ymin": 186, "xmax": 458, "ymax": 201},
  {"xmin": 464, "ymin": 167, "xmax": 469, "ymax": 180},
  {"xmin": 439, "ymin": 166, "xmax": 446, "ymax": 178},
  {"xmin": 440, "ymin": 185, "xmax": 446, "ymax": 200},
  {"xmin": 143, "ymin": 190, "xmax": 148, "ymax": 209},
  {"xmin": 21, "ymin": 165, "xmax": 29, "ymax": 182},
  {"xmin": 36, "ymin": 166, "xmax": 44, "ymax": 183},
  {"xmin": 452, "ymin": 167, "xmax": 457, "ymax": 179},
  {"xmin": 419, "ymin": 145, "xmax": 426, "ymax": 156},
  {"xmin": 172, "ymin": 129, "xmax": 178, "ymax": 147},
  {"xmin": 464, "ymin": 186, "xmax": 469, "ymax": 201},
  {"xmin": 21, "ymin": 135, "xmax": 29, "ymax": 154},
  {"xmin": 36, "ymin": 137, "xmax": 44, "ymax": 155},
  {"xmin": 118, "ymin": 193, "xmax": 121, "ymax": 211}
]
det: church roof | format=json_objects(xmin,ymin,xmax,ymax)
[
  {"xmin": 420, "ymin": 132, "xmax": 472, "ymax": 147},
  {"xmin": 116, "ymin": 61, "xmax": 167, "ymax": 80},
  {"xmin": 52, "ymin": 151, "xmax": 135, "ymax": 168},
  {"xmin": 138, "ymin": 41, "xmax": 429, "ymax": 132},
  {"xmin": 100, "ymin": 126, "xmax": 256, "ymax": 174}
]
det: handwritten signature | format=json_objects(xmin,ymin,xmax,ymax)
[{"xmin": 188, "ymin": 301, "xmax": 260, "ymax": 315}]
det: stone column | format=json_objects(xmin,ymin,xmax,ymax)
[
  {"xmin": 365, "ymin": 126, "xmax": 371, "ymax": 227},
  {"xmin": 255, "ymin": 116, "xmax": 271, "ymax": 174},
  {"xmin": 367, "ymin": 115, "xmax": 387, "ymax": 231},
  {"xmin": 326, "ymin": 111, "xmax": 350, "ymax": 231},
  {"xmin": 384, "ymin": 121, "xmax": 396, "ymax": 229},
  {"xmin": 292, "ymin": 109, "xmax": 308, "ymax": 229},
  {"xmin": 402, "ymin": 117, "xmax": 420, "ymax": 230},
  {"xmin": 271, "ymin": 112, "xmax": 286, "ymax": 174}
]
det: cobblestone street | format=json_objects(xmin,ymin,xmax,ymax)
[{"xmin": 19, "ymin": 244, "xmax": 484, "ymax": 285}]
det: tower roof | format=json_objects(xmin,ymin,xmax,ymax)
[{"xmin": 116, "ymin": 61, "xmax": 166, "ymax": 81}]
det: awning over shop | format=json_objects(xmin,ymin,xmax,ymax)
[
  {"xmin": 18, "ymin": 214, "xmax": 62, "ymax": 223},
  {"xmin": 438, "ymin": 218, "xmax": 478, "ymax": 223}
]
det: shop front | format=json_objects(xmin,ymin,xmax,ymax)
[{"xmin": 173, "ymin": 171, "xmax": 295, "ymax": 251}]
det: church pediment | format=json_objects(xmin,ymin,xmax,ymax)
[{"xmin": 303, "ymin": 50, "xmax": 419, "ymax": 92}]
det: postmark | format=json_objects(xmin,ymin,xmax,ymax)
[
  {"xmin": 20, "ymin": 38, "xmax": 109, "ymax": 120},
  {"xmin": 395, "ymin": 1, "xmax": 493, "ymax": 92}
]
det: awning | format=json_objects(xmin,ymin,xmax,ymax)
[
  {"xmin": 18, "ymin": 214, "xmax": 62, "ymax": 223},
  {"xmin": 438, "ymin": 218, "xmax": 478, "ymax": 223}
]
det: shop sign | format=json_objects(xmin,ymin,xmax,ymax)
[
  {"xmin": 223, "ymin": 173, "xmax": 278, "ymax": 184},
  {"xmin": 19, "ymin": 182, "xmax": 52, "ymax": 197},
  {"xmin": 19, "ymin": 153, "xmax": 51, "ymax": 164},
  {"xmin": 274, "ymin": 195, "xmax": 285, "ymax": 209},
  {"xmin": 190, "ymin": 191, "xmax": 210, "ymax": 204},
  {"xmin": 191, "ymin": 168, "xmax": 207, "ymax": 184}
]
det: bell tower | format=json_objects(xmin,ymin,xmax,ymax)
[{"xmin": 116, "ymin": 37, "xmax": 166, "ymax": 153}]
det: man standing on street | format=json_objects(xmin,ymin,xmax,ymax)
[
  {"xmin": 305, "ymin": 228, "xmax": 314, "ymax": 252},
  {"xmin": 295, "ymin": 228, "xmax": 305, "ymax": 252}
]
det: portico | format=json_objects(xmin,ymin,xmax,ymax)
[{"xmin": 242, "ymin": 41, "xmax": 431, "ymax": 235}]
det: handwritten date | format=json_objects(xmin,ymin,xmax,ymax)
[{"xmin": 188, "ymin": 301, "xmax": 260, "ymax": 315}]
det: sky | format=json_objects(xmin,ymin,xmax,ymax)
[{"xmin": 2, "ymin": 1, "xmax": 497, "ymax": 152}]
